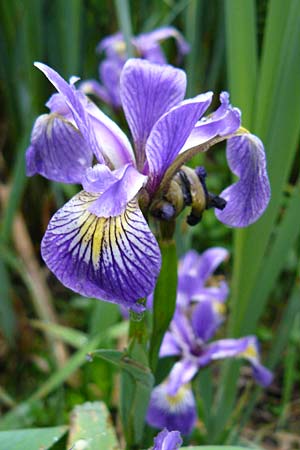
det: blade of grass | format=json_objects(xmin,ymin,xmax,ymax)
[
  {"xmin": 230, "ymin": 274, "xmax": 300, "ymax": 443},
  {"xmin": 224, "ymin": 0, "xmax": 258, "ymax": 127},
  {"xmin": 114, "ymin": 0, "xmax": 134, "ymax": 58},
  {"xmin": 242, "ymin": 182, "xmax": 300, "ymax": 333},
  {"xmin": 230, "ymin": 0, "xmax": 300, "ymax": 335},
  {"xmin": 278, "ymin": 313, "xmax": 300, "ymax": 428},
  {"xmin": 0, "ymin": 322, "xmax": 128, "ymax": 430},
  {"xmin": 212, "ymin": 0, "xmax": 258, "ymax": 439},
  {"xmin": 0, "ymin": 260, "xmax": 16, "ymax": 345},
  {"xmin": 184, "ymin": 0, "xmax": 204, "ymax": 96}
]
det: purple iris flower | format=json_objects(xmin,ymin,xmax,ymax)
[
  {"xmin": 147, "ymin": 382, "xmax": 197, "ymax": 436},
  {"xmin": 80, "ymin": 26, "xmax": 190, "ymax": 108},
  {"xmin": 177, "ymin": 247, "xmax": 229, "ymax": 307},
  {"xmin": 26, "ymin": 59, "xmax": 270, "ymax": 310},
  {"xmin": 152, "ymin": 428, "xmax": 182, "ymax": 450},
  {"xmin": 146, "ymin": 248, "xmax": 273, "ymax": 435}
]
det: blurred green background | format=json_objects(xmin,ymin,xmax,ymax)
[{"xmin": 0, "ymin": 0, "xmax": 299, "ymax": 449}]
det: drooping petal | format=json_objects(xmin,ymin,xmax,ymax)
[
  {"xmin": 159, "ymin": 331, "xmax": 181, "ymax": 358},
  {"xmin": 167, "ymin": 360, "xmax": 198, "ymax": 395},
  {"xmin": 41, "ymin": 191, "xmax": 161, "ymax": 311},
  {"xmin": 147, "ymin": 382, "xmax": 197, "ymax": 435},
  {"xmin": 237, "ymin": 336, "xmax": 273, "ymax": 387},
  {"xmin": 86, "ymin": 164, "xmax": 147, "ymax": 217},
  {"xmin": 34, "ymin": 62, "xmax": 104, "ymax": 163},
  {"xmin": 191, "ymin": 300, "xmax": 221, "ymax": 342},
  {"xmin": 120, "ymin": 59, "xmax": 187, "ymax": 164},
  {"xmin": 153, "ymin": 429, "xmax": 182, "ymax": 450},
  {"xmin": 146, "ymin": 93, "xmax": 213, "ymax": 192},
  {"xmin": 180, "ymin": 91, "xmax": 241, "ymax": 153},
  {"xmin": 215, "ymin": 134, "xmax": 271, "ymax": 227},
  {"xmin": 26, "ymin": 113, "xmax": 92, "ymax": 183}
]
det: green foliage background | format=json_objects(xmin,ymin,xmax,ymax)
[{"xmin": 0, "ymin": 0, "xmax": 299, "ymax": 449}]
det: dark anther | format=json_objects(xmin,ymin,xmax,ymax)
[
  {"xmin": 195, "ymin": 166, "xmax": 207, "ymax": 179},
  {"xmin": 187, "ymin": 212, "xmax": 203, "ymax": 226},
  {"xmin": 151, "ymin": 202, "xmax": 176, "ymax": 221},
  {"xmin": 178, "ymin": 170, "xmax": 192, "ymax": 205},
  {"xmin": 207, "ymin": 193, "xmax": 227, "ymax": 210}
]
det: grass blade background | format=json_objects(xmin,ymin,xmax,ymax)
[{"xmin": 214, "ymin": 0, "xmax": 300, "ymax": 440}]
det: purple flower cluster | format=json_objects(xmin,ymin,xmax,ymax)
[
  {"xmin": 80, "ymin": 27, "xmax": 190, "ymax": 109},
  {"xmin": 146, "ymin": 248, "xmax": 273, "ymax": 435},
  {"xmin": 26, "ymin": 57, "xmax": 270, "ymax": 310}
]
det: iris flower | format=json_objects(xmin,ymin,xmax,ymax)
[
  {"xmin": 152, "ymin": 428, "xmax": 182, "ymax": 450},
  {"xmin": 26, "ymin": 59, "xmax": 270, "ymax": 311},
  {"xmin": 147, "ymin": 248, "xmax": 273, "ymax": 434},
  {"xmin": 80, "ymin": 26, "xmax": 189, "ymax": 108}
]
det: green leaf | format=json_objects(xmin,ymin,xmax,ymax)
[
  {"xmin": 91, "ymin": 349, "xmax": 154, "ymax": 389},
  {"xmin": 30, "ymin": 320, "xmax": 88, "ymax": 349},
  {"xmin": 0, "ymin": 260, "xmax": 16, "ymax": 345},
  {"xmin": 0, "ymin": 323, "xmax": 127, "ymax": 430},
  {"xmin": 183, "ymin": 447, "xmax": 254, "ymax": 450},
  {"xmin": 0, "ymin": 426, "xmax": 67, "ymax": 450},
  {"xmin": 149, "ymin": 240, "xmax": 178, "ymax": 372},
  {"xmin": 93, "ymin": 348, "xmax": 154, "ymax": 446},
  {"xmin": 67, "ymin": 401, "xmax": 118, "ymax": 450},
  {"xmin": 114, "ymin": 0, "xmax": 134, "ymax": 57}
]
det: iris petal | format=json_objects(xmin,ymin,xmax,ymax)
[
  {"xmin": 41, "ymin": 191, "xmax": 161, "ymax": 310},
  {"xmin": 120, "ymin": 59, "xmax": 186, "ymax": 164},
  {"xmin": 145, "ymin": 93, "xmax": 213, "ymax": 192},
  {"xmin": 26, "ymin": 113, "xmax": 92, "ymax": 183},
  {"xmin": 153, "ymin": 429, "xmax": 182, "ymax": 450},
  {"xmin": 215, "ymin": 134, "xmax": 271, "ymax": 227},
  {"xmin": 147, "ymin": 382, "xmax": 197, "ymax": 435},
  {"xmin": 34, "ymin": 62, "xmax": 104, "ymax": 164},
  {"xmin": 180, "ymin": 91, "xmax": 241, "ymax": 152}
]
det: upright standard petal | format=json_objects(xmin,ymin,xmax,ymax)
[
  {"xmin": 153, "ymin": 429, "xmax": 182, "ymax": 450},
  {"xmin": 238, "ymin": 336, "xmax": 273, "ymax": 387},
  {"xmin": 26, "ymin": 113, "xmax": 93, "ymax": 183},
  {"xmin": 191, "ymin": 300, "xmax": 221, "ymax": 342},
  {"xmin": 215, "ymin": 134, "xmax": 271, "ymax": 227},
  {"xmin": 147, "ymin": 382, "xmax": 197, "ymax": 435},
  {"xmin": 120, "ymin": 59, "xmax": 186, "ymax": 166},
  {"xmin": 41, "ymin": 191, "xmax": 161, "ymax": 310},
  {"xmin": 145, "ymin": 93, "xmax": 213, "ymax": 192}
]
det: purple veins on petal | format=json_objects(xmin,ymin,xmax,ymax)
[
  {"xmin": 152, "ymin": 428, "xmax": 182, "ymax": 450},
  {"xmin": 82, "ymin": 163, "xmax": 147, "ymax": 217},
  {"xmin": 180, "ymin": 91, "xmax": 241, "ymax": 153},
  {"xmin": 41, "ymin": 191, "xmax": 161, "ymax": 311},
  {"xmin": 34, "ymin": 62, "xmax": 103, "ymax": 164},
  {"xmin": 215, "ymin": 134, "xmax": 271, "ymax": 227},
  {"xmin": 26, "ymin": 113, "xmax": 93, "ymax": 183},
  {"xmin": 147, "ymin": 382, "xmax": 197, "ymax": 435},
  {"xmin": 120, "ymin": 59, "xmax": 187, "ymax": 163},
  {"xmin": 145, "ymin": 92, "xmax": 213, "ymax": 192}
]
